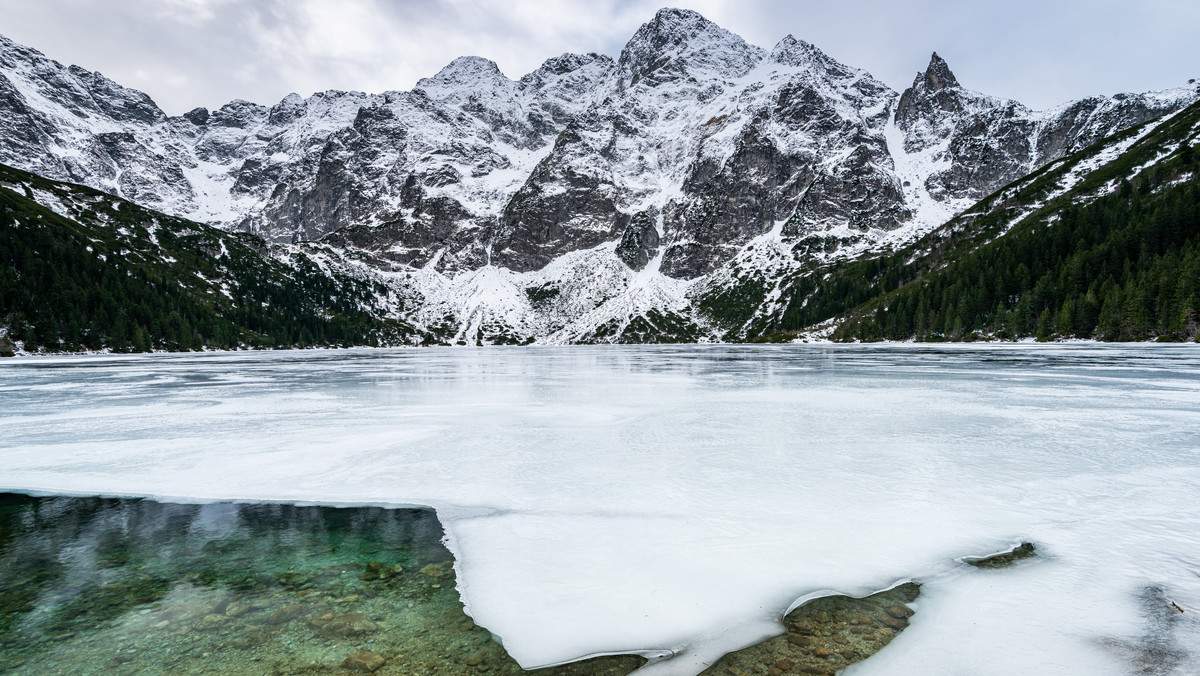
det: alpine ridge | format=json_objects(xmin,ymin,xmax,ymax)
[{"xmin": 0, "ymin": 7, "xmax": 1197, "ymax": 347}]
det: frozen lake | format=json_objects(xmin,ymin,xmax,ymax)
[{"xmin": 2, "ymin": 344, "xmax": 1199, "ymax": 674}]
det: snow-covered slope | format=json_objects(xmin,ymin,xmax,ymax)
[{"xmin": 0, "ymin": 8, "xmax": 1196, "ymax": 344}]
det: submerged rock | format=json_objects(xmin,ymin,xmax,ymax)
[
  {"xmin": 420, "ymin": 562, "xmax": 452, "ymax": 578},
  {"xmin": 307, "ymin": 611, "xmax": 335, "ymax": 630},
  {"xmin": 318, "ymin": 611, "xmax": 377, "ymax": 638},
  {"xmin": 223, "ymin": 600, "xmax": 254, "ymax": 617},
  {"xmin": 702, "ymin": 583, "xmax": 920, "ymax": 676},
  {"xmin": 264, "ymin": 603, "xmax": 308, "ymax": 625},
  {"xmin": 342, "ymin": 649, "xmax": 387, "ymax": 672},
  {"xmin": 965, "ymin": 542, "xmax": 1037, "ymax": 569}
]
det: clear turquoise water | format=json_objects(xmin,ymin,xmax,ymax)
[{"xmin": 0, "ymin": 494, "xmax": 645, "ymax": 675}]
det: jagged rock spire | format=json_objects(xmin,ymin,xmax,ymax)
[
  {"xmin": 895, "ymin": 51, "xmax": 964, "ymax": 128},
  {"xmin": 919, "ymin": 52, "xmax": 959, "ymax": 91}
]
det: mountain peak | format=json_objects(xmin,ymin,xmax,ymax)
[
  {"xmin": 768, "ymin": 35, "xmax": 844, "ymax": 73},
  {"xmin": 521, "ymin": 52, "xmax": 613, "ymax": 87},
  {"xmin": 0, "ymin": 32, "xmax": 43, "ymax": 67},
  {"xmin": 416, "ymin": 56, "xmax": 512, "ymax": 99},
  {"xmin": 650, "ymin": 6, "xmax": 709, "ymax": 28},
  {"xmin": 0, "ymin": 34, "xmax": 165, "ymax": 125},
  {"xmin": 617, "ymin": 7, "xmax": 764, "ymax": 88},
  {"xmin": 769, "ymin": 35, "xmax": 813, "ymax": 62},
  {"xmin": 917, "ymin": 52, "xmax": 959, "ymax": 92},
  {"xmin": 422, "ymin": 55, "xmax": 506, "ymax": 82},
  {"xmin": 518, "ymin": 52, "xmax": 615, "ymax": 109}
]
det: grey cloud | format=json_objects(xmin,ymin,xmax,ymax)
[{"xmin": 1, "ymin": 0, "xmax": 1196, "ymax": 115}]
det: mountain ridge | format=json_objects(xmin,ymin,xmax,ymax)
[{"xmin": 0, "ymin": 8, "xmax": 1197, "ymax": 347}]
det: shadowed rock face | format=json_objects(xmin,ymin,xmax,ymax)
[
  {"xmin": 0, "ymin": 15, "xmax": 1196, "ymax": 281},
  {"xmin": 664, "ymin": 124, "xmax": 797, "ymax": 278},
  {"xmin": 894, "ymin": 53, "xmax": 1195, "ymax": 202},
  {"xmin": 650, "ymin": 33, "xmax": 906, "ymax": 278},
  {"xmin": 616, "ymin": 209, "xmax": 661, "ymax": 271},
  {"xmin": 492, "ymin": 126, "xmax": 631, "ymax": 272},
  {"xmin": 922, "ymin": 52, "xmax": 958, "ymax": 91},
  {"xmin": 895, "ymin": 52, "xmax": 958, "ymax": 123}
]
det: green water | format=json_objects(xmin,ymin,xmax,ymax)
[
  {"xmin": 0, "ymin": 495, "xmax": 929, "ymax": 675},
  {"xmin": 0, "ymin": 494, "xmax": 643, "ymax": 675}
]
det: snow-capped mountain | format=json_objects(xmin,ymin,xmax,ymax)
[{"xmin": 1, "ymin": 8, "xmax": 1196, "ymax": 344}]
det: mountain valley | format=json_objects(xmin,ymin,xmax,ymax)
[{"xmin": 1, "ymin": 7, "xmax": 1198, "ymax": 351}]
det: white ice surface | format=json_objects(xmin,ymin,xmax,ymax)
[{"xmin": 2, "ymin": 345, "xmax": 1199, "ymax": 674}]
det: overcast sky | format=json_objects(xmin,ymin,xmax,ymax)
[{"xmin": 2, "ymin": 0, "xmax": 1197, "ymax": 116}]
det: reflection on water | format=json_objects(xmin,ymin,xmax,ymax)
[{"xmin": 0, "ymin": 494, "xmax": 645, "ymax": 675}]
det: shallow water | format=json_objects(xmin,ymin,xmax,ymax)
[
  {"xmin": 2, "ymin": 344, "xmax": 1200, "ymax": 674},
  {"xmin": 0, "ymin": 494, "xmax": 644, "ymax": 675}
]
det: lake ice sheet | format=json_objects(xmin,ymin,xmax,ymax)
[{"xmin": 2, "ymin": 344, "xmax": 1199, "ymax": 674}]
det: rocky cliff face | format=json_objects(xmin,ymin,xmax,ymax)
[
  {"xmin": 894, "ymin": 52, "xmax": 1191, "ymax": 204},
  {"xmin": 1, "ymin": 9, "xmax": 1197, "ymax": 344}
]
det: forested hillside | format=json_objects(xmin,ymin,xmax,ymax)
[
  {"xmin": 835, "ymin": 174, "xmax": 1199, "ymax": 341},
  {"xmin": 0, "ymin": 165, "xmax": 415, "ymax": 355},
  {"xmin": 767, "ymin": 99, "xmax": 1200, "ymax": 342}
]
